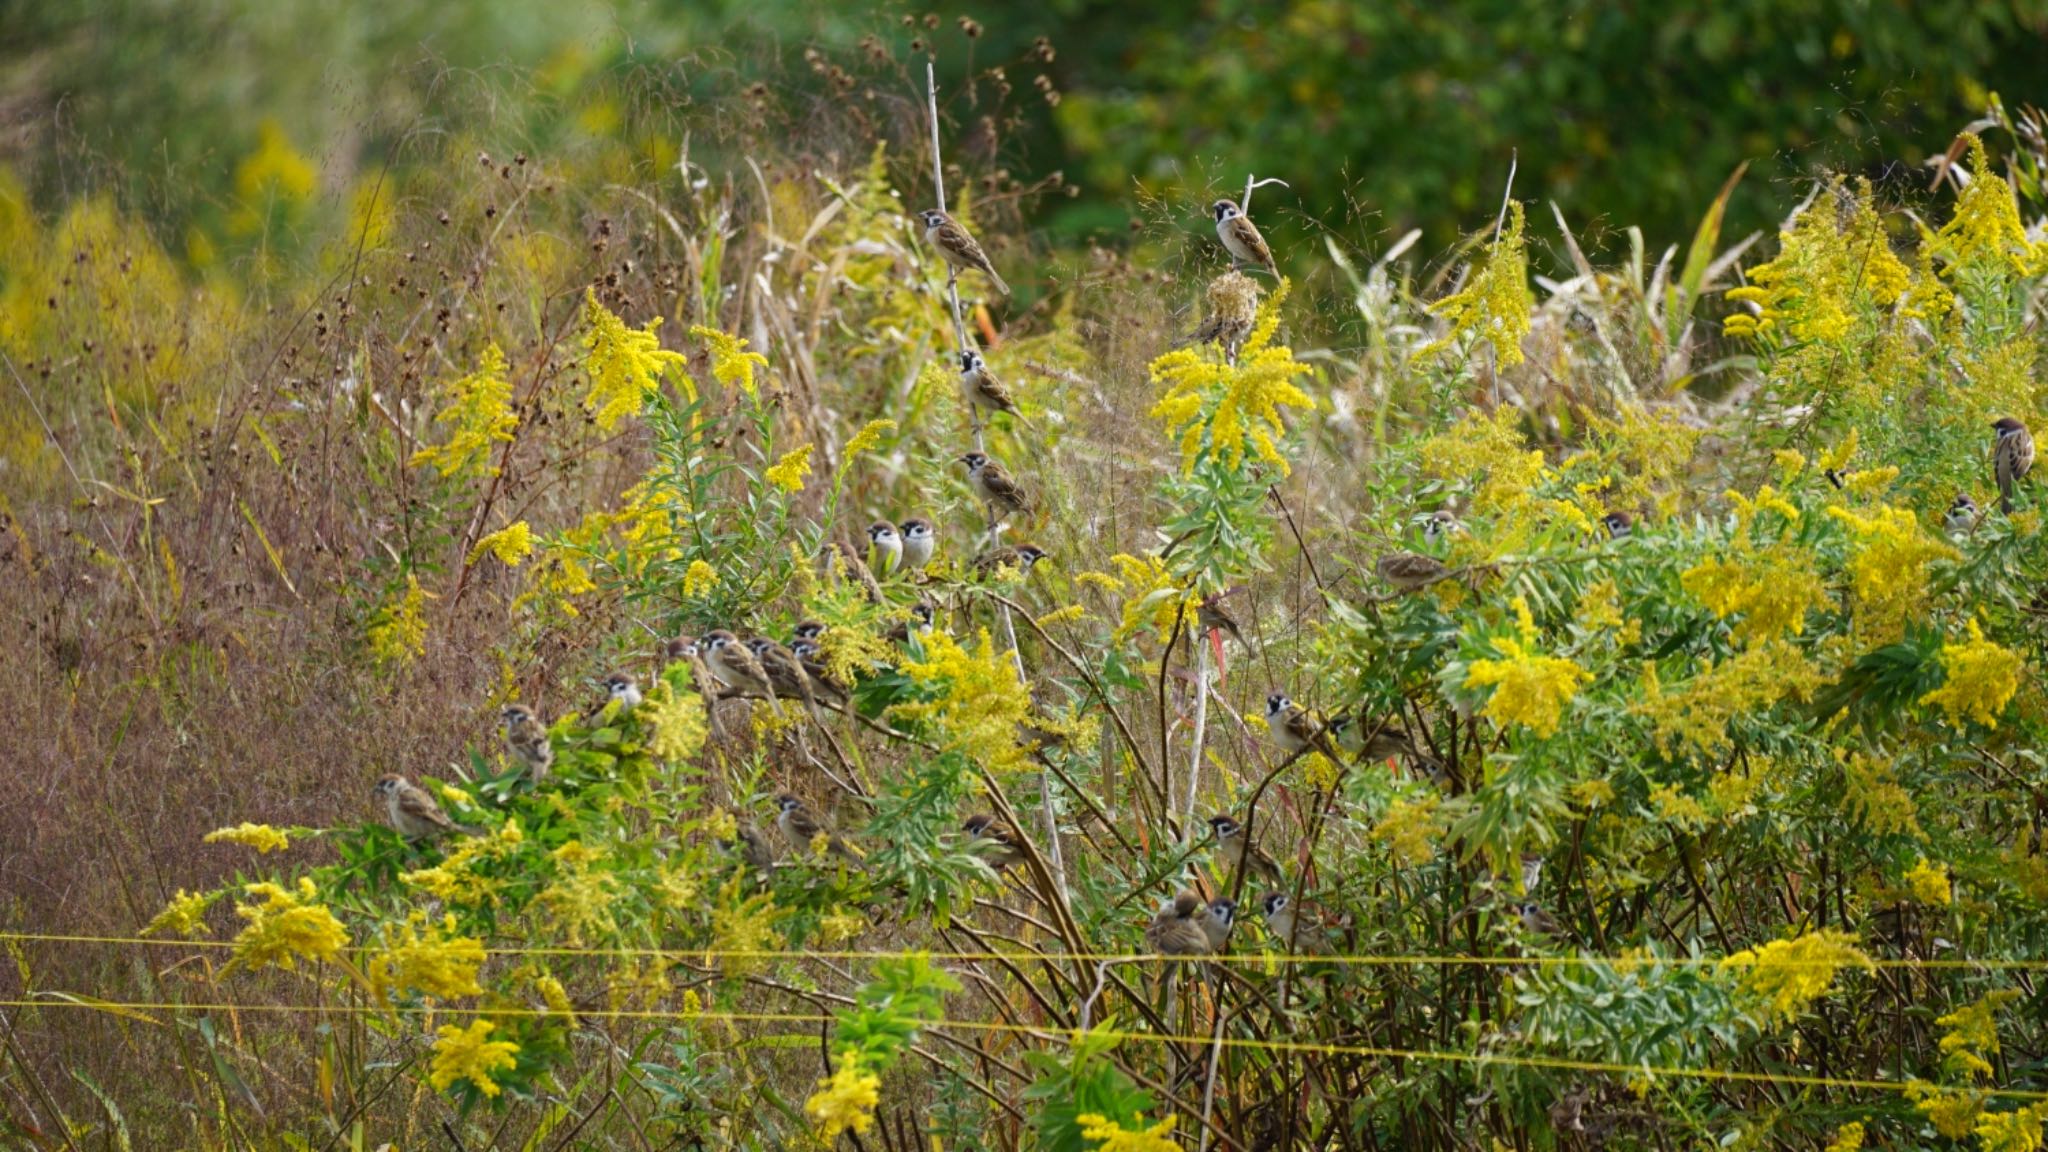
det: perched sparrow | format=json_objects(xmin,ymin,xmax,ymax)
[
  {"xmin": 917, "ymin": 209, "xmax": 1009, "ymax": 295},
  {"xmin": 664, "ymin": 636, "xmax": 720, "ymax": 696},
  {"xmin": 958, "ymin": 350, "xmax": 1021, "ymax": 419},
  {"xmin": 1208, "ymin": 813, "xmax": 1285, "ymax": 886},
  {"xmin": 1202, "ymin": 897, "xmax": 1239, "ymax": 951},
  {"xmin": 1600, "ymin": 511, "xmax": 1634, "ymax": 539},
  {"xmin": 774, "ymin": 793, "xmax": 863, "ymax": 866},
  {"xmin": 962, "ymin": 813, "xmax": 1028, "ymax": 871},
  {"xmin": 1421, "ymin": 509, "xmax": 1463, "ymax": 543},
  {"xmin": 1197, "ymin": 590, "xmax": 1246, "ymax": 646},
  {"xmin": 885, "ymin": 601, "xmax": 937, "ymax": 645},
  {"xmin": 1995, "ymin": 417, "xmax": 2034, "ymax": 512},
  {"xmin": 819, "ymin": 542, "xmax": 886, "ymax": 605},
  {"xmin": 789, "ymin": 639, "xmax": 851, "ymax": 710},
  {"xmin": 728, "ymin": 823, "xmax": 776, "ymax": 873},
  {"xmin": 972, "ymin": 542, "xmax": 1049, "ymax": 580},
  {"xmin": 1259, "ymin": 891, "xmax": 1333, "ymax": 954},
  {"xmin": 603, "ymin": 671, "xmax": 642, "ymax": 711},
  {"xmin": 1327, "ymin": 712, "xmax": 1414, "ymax": 764},
  {"xmin": 1520, "ymin": 851, "xmax": 1545, "ymax": 895},
  {"xmin": 702, "ymin": 629, "xmax": 776, "ymax": 698},
  {"xmin": 500, "ymin": 704, "xmax": 554, "ymax": 781},
  {"xmin": 1211, "ymin": 199, "xmax": 1277, "ymax": 276},
  {"xmin": 792, "ymin": 619, "xmax": 829, "ymax": 643},
  {"xmin": 1264, "ymin": 693, "xmax": 1338, "ymax": 761},
  {"xmin": 898, "ymin": 518, "xmax": 937, "ymax": 572},
  {"xmin": 1946, "ymin": 493, "xmax": 1979, "ymax": 539},
  {"xmin": 374, "ymin": 774, "xmax": 464, "ymax": 841},
  {"xmin": 1516, "ymin": 900, "xmax": 1561, "ymax": 937},
  {"xmin": 959, "ymin": 452, "xmax": 1032, "ymax": 520},
  {"xmin": 866, "ymin": 521, "xmax": 904, "ymax": 579},
  {"xmin": 1178, "ymin": 273, "xmax": 1258, "ymax": 351},
  {"xmin": 1376, "ymin": 551, "xmax": 1451, "ymax": 593},
  {"xmin": 1145, "ymin": 891, "xmax": 1216, "ymax": 957},
  {"xmin": 746, "ymin": 637, "xmax": 822, "ymax": 713}
]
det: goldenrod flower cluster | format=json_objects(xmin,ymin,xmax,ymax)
[
  {"xmin": 411, "ymin": 344, "xmax": 518, "ymax": 480},
  {"xmin": 1462, "ymin": 599, "xmax": 1591, "ymax": 739},
  {"xmin": 891, "ymin": 629, "xmax": 1035, "ymax": 776},
  {"xmin": 1415, "ymin": 200, "xmax": 1533, "ymax": 368},
  {"xmin": 1937, "ymin": 992, "xmax": 2017, "ymax": 1081},
  {"xmin": 369, "ymin": 912, "xmax": 487, "ymax": 1001},
  {"xmin": 1920, "ymin": 618, "xmax": 2024, "ymax": 729},
  {"xmin": 1147, "ymin": 279, "xmax": 1314, "ymax": 475},
  {"xmin": 688, "ymin": 324, "xmax": 771, "ymax": 399},
  {"xmin": 1719, "ymin": 929, "xmax": 1871, "ymax": 1027},
  {"xmin": 538, "ymin": 840, "xmax": 619, "ymax": 946},
  {"xmin": 428, "ymin": 1020, "xmax": 521, "ymax": 1098},
  {"xmin": 1076, "ymin": 1113, "xmax": 1180, "ymax": 1152},
  {"xmin": 366, "ymin": 574, "xmax": 429, "ymax": 668},
  {"xmin": 204, "ymin": 823, "xmax": 291, "ymax": 854},
  {"xmin": 642, "ymin": 680, "xmax": 710, "ymax": 763},
  {"xmin": 402, "ymin": 819, "xmax": 524, "ymax": 908},
  {"xmin": 804, "ymin": 1052, "xmax": 882, "ymax": 1142},
  {"xmin": 141, "ymin": 889, "xmax": 216, "ymax": 938},
  {"xmin": 467, "ymin": 520, "xmax": 535, "ymax": 567},
  {"xmin": 581, "ymin": 290, "xmax": 687, "ymax": 430},
  {"xmin": 1723, "ymin": 180, "xmax": 1910, "ymax": 342},
  {"xmin": 226, "ymin": 878, "xmax": 349, "ymax": 974},
  {"xmin": 1937, "ymin": 136, "xmax": 2048, "ymax": 281},
  {"xmin": 763, "ymin": 443, "xmax": 813, "ymax": 492},
  {"xmin": 1825, "ymin": 503, "xmax": 1957, "ymax": 642}
]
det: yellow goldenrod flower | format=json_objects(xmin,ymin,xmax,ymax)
[
  {"xmin": 538, "ymin": 840, "xmax": 617, "ymax": 946},
  {"xmin": 204, "ymin": 823, "xmax": 291, "ymax": 854},
  {"xmin": 1419, "ymin": 407, "xmax": 1545, "ymax": 516},
  {"xmin": 1936, "ymin": 136, "xmax": 2048, "ymax": 281},
  {"xmin": 1649, "ymin": 784, "xmax": 1708, "ymax": 833},
  {"xmin": 1371, "ymin": 796, "xmax": 1446, "ymax": 867},
  {"xmin": 1824, "ymin": 1122, "xmax": 1865, "ymax": 1152},
  {"xmin": 467, "ymin": 521, "xmax": 535, "ymax": 567},
  {"xmin": 533, "ymin": 971, "xmax": 577, "ymax": 1026},
  {"xmin": 1415, "ymin": 200, "xmax": 1533, "ymax": 368},
  {"xmin": 1907, "ymin": 1081, "xmax": 1983, "ymax": 1140},
  {"xmin": 582, "ymin": 289, "xmax": 687, "ymax": 431},
  {"xmin": 764, "ymin": 443, "xmax": 814, "ymax": 492},
  {"xmin": 1077, "ymin": 1112, "xmax": 1180, "ymax": 1152},
  {"xmin": 1826, "ymin": 504, "xmax": 1957, "ymax": 642},
  {"xmin": 226, "ymin": 878, "xmax": 349, "ymax": 974},
  {"xmin": 1919, "ymin": 618, "xmax": 2023, "ymax": 729},
  {"xmin": 1720, "ymin": 929, "xmax": 1871, "ymax": 1027},
  {"xmin": 368, "ymin": 913, "xmax": 486, "ymax": 1001},
  {"xmin": 681, "ymin": 559, "xmax": 718, "ymax": 597},
  {"xmin": 1905, "ymin": 858, "xmax": 1953, "ymax": 907},
  {"xmin": 643, "ymin": 681, "xmax": 710, "ymax": 762},
  {"xmin": 819, "ymin": 910, "xmax": 867, "ymax": 944},
  {"xmin": 1975, "ymin": 1106, "xmax": 2044, "ymax": 1152},
  {"xmin": 1841, "ymin": 753, "xmax": 1923, "ymax": 838},
  {"xmin": 228, "ymin": 120, "xmax": 316, "ymax": 234},
  {"xmin": 1462, "ymin": 600, "xmax": 1591, "ymax": 739},
  {"xmin": 805, "ymin": 1052, "xmax": 882, "ymax": 1142},
  {"xmin": 434, "ymin": 782, "xmax": 473, "ymax": 808},
  {"xmin": 141, "ymin": 889, "xmax": 216, "ymax": 938},
  {"xmin": 1147, "ymin": 279, "xmax": 1314, "ymax": 475},
  {"xmin": 1938, "ymin": 991, "xmax": 2018, "ymax": 1081},
  {"xmin": 688, "ymin": 324, "xmax": 771, "ymax": 398},
  {"xmin": 890, "ymin": 629, "xmax": 1035, "ymax": 776},
  {"xmin": 707, "ymin": 877, "xmax": 785, "ymax": 977},
  {"xmin": 842, "ymin": 418, "xmax": 897, "ymax": 461},
  {"xmin": 1723, "ymin": 181, "xmax": 1909, "ymax": 344},
  {"xmin": 366, "ymin": 574, "xmax": 429, "ymax": 668},
  {"xmin": 1570, "ymin": 778, "xmax": 1616, "ymax": 810},
  {"xmin": 1105, "ymin": 553, "xmax": 1200, "ymax": 644},
  {"xmin": 1680, "ymin": 548, "xmax": 1826, "ymax": 646},
  {"xmin": 402, "ymin": 820, "xmax": 523, "ymax": 908},
  {"xmin": 411, "ymin": 344, "xmax": 518, "ymax": 479},
  {"xmin": 428, "ymin": 1020, "xmax": 520, "ymax": 1098}
]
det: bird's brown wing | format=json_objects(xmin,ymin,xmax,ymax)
[
  {"xmin": 935, "ymin": 221, "xmax": 1009, "ymax": 293},
  {"xmin": 399, "ymin": 786, "xmax": 456, "ymax": 830},
  {"xmin": 1225, "ymin": 215, "xmax": 1276, "ymax": 271}
]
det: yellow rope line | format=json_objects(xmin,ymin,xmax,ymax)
[
  {"xmin": 5, "ymin": 997, "xmax": 2043, "ymax": 1103},
  {"xmin": 3, "ymin": 930, "xmax": 2043, "ymax": 970}
]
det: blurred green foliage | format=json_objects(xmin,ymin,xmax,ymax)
[{"xmin": 4, "ymin": 0, "xmax": 2047, "ymax": 261}]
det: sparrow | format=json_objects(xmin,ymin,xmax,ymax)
[
  {"xmin": 1376, "ymin": 552, "xmax": 1451, "ymax": 594},
  {"xmin": 917, "ymin": 208, "xmax": 1009, "ymax": 295},
  {"xmin": 866, "ymin": 521, "xmax": 904, "ymax": 579},
  {"xmin": 1600, "ymin": 511, "xmax": 1634, "ymax": 539},
  {"xmin": 701, "ymin": 629, "xmax": 776, "ymax": 698},
  {"xmin": 664, "ymin": 636, "xmax": 721, "ymax": 697},
  {"xmin": 1202, "ymin": 897, "xmax": 1239, "ymax": 951},
  {"xmin": 1520, "ymin": 851, "xmax": 1544, "ymax": 895},
  {"xmin": 1145, "ymin": 891, "xmax": 1216, "ymax": 957},
  {"xmin": 1212, "ymin": 199, "xmax": 1277, "ymax": 276},
  {"xmin": 1263, "ymin": 693, "xmax": 1339, "ymax": 761},
  {"xmin": 774, "ymin": 793, "xmax": 863, "ymax": 866},
  {"xmin": 792, "ymin": 619, "xmax": 829, "ymax": 643},
  {"xmin": 1178, "ymin": 274, "xmax": 1258, "ymax": 351},
  {"xmin": 1946, "ymin": 493, "xmax": 1979, "ymax": 539},
  {"xmin": 1259, "ymin": 891, "xmax": 1333, "ymax": 954},
  {"xmin": 958, "ymin": 350, "xmax": 1021, "ymax": 419},
  {"xmin": 728, "ymin": 823, "xmax": 776, "ymax": 873},
  {"xmin": 1196, "ymin": 590, "xmax": 1246, "ymax": 646},
  {"xmin": 1327, "ymin": 712, "xmax": 1414, "ymax": 764},
  {"xmin": 885, "ymin": 601, "xmax": 937, "ymax": 645},
  {"xmin": 1995, "ymin": 417, "xmax": 2034, "ymax": 512},
  {"xmin": 898, "ymin": 518, "xmax": 937, "ymax": 573},
  {"xmin": 819, "ymin": 542, "xmax": 886, "ymax": 605},
  {"xmin": 789, "ymin": 639, "xmax": 851, "ymax": 710},
  {"xmin": 1421, "ymin": 509, "xmax": 1463, "ymax": 543},
  {"xmin": 500, "ymin": 704, "xmax": 554, "ymax": 781},
  {"xmin": 1208, "ymin": 813, "xmax": 1285, "ymax": 887},
  {"xmin": 746, "ymin": 636, "xmax": 821, "ymax": 713},
  {"xmin": 603, "ymin": 671, "xmax": 642, "ymax": 711},
  {"xmin": 959, "ymin": 452, "xmax": 1032, "ymax": 520},
  {"xmin": 373, "ymin": 774, "xmax": 465, "ymax": 841},
  {"xmin": 962, "ymin": 813, "xmax": 1028, "ymax": 871},
  {"xmin": 972, "ymin": 542, "xmax": 1049, "ymax": 580},
  {"xmin": 1515, "ymin": 900, "xmax": 1561, "ymax": 937}
]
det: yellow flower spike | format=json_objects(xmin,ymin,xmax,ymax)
[
  {"xmin": 1462, "ymin": 601, "xmax": 1591, "ymax": 739},
  {"xmin": 1826, "ymin": 504, "xmax": 1958, "ymax": 642},
  {"xmin": 366, "ymin": 574, "xmax": 430, "ymax": 668},
  {"xmin": 1371, "ymin": 796, "xmax": 1447, "ymax": 866},
  {"xmin": 1904, "ymin": 858, "xmax": 1953, "ymax": 906},
  {"xmin": 204, "ymin": 823, "xmax": 291, "ymax": 854},
  {"xmin": 1418, "ymin": 408, "xmax": 1545, "ymax": 516},
  {"xmin": 538, "ymin": 841, "xmax": 618, "ymax": 946},
  {"xmin": 681, "ymin": 559, "xmax": 718, "ymax": 597},
  {"xmin": 1824, "ymin": 1122, "xmax": 1865, "ymax": 1152},
  {"xmin": 842, "ymin": 418, "xmax": 897, "ymax": 461},
  {"xmin": 643, "ymin": 682, "xmax": 710, "ymax": 762},
  {"xmin": 688, "ymin": 324, "xmax": 771, "ymax": 398},
  {"xmin": 226, "ymin": 877, "xmax": 349, "ymax": 974},
  {"xmin": 1974, "ymin": 1106, "xmax": 2045, "ymax": 1152},
  {"xmin": 805, "ymin": 1052, "xmax": 882, "ymax": 1142},
  {"xmin": 411, "ymin": 344, "xmax": 518, "ymax": 479},
  {"xmin": 1076, "ymin": 1112, "xmax": 1180, "ymax": 1152},
  {"xmin": 1937, "ymin": 135, "xmax": 2048, "ymax": 280},
  {"xmin": 1719, "ymin": 929, "xmax": 1871, "ymax": 1027},
  {"xmin": 467, "ymin": 521, "xmax": 535, "ymax": 567},
  {"xmin": 1146, "ymin": 278, "xmax": 1314, "ymax": 475},
  {"xmin": 1414, "ymin": 201, "xmax": 1533, "ymax": 369},
  {"xmin": 141, "ymin": 889, "xmax": 217, "ymax": 938},
  {"xmin": 582, "ymin": 290, "xmax": 688, "ymax": 430},
  {"xmin": 764, "ymin": 443, "xmax": 814, "ymax": 492},
  {"xmin": 1920, "ymin": 618, "xmax": 2023, "ymax": 729},
  {"xmin": 428, "ymin": 1020, "xmax": 520, "ymax": 1098},
  {"xmin": 367, "ymin": 913, "xmax": 486, "ymax": 1001}
]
